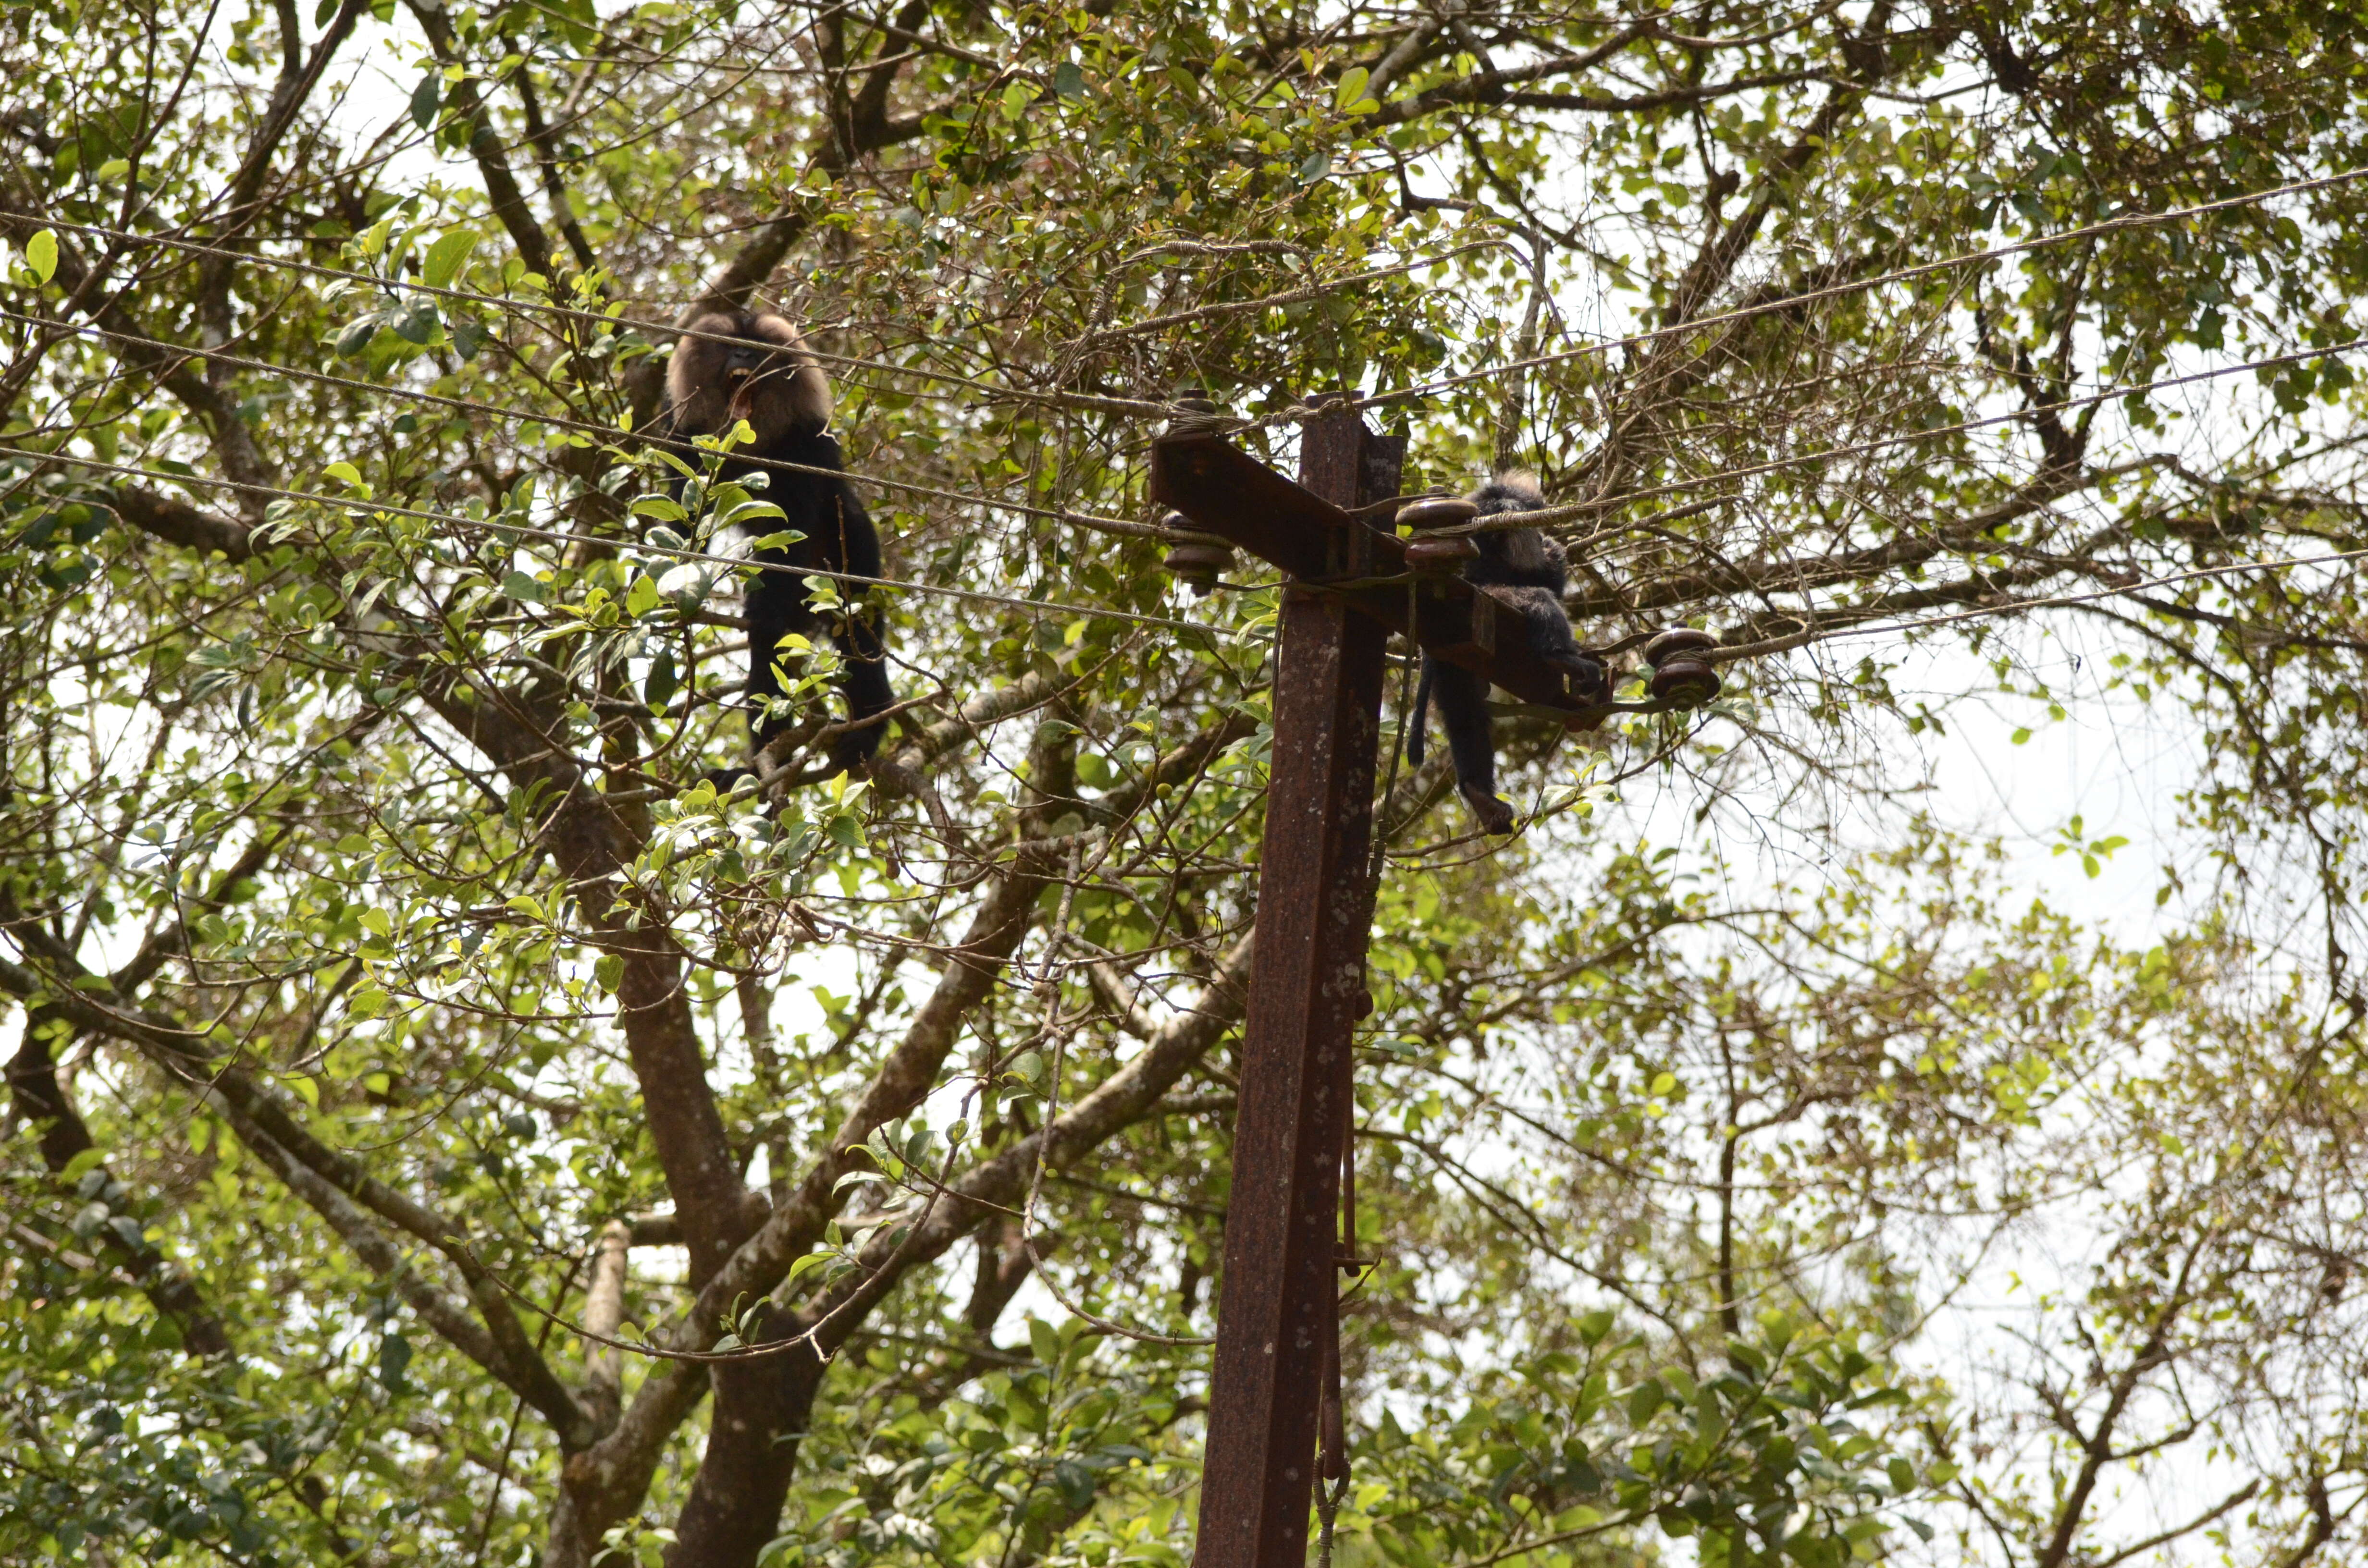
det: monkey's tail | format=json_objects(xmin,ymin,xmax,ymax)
[{"xmin": 1405, "ymin": 661, "xmax": 1433, "ymax": 767}]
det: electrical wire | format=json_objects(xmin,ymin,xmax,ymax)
[
  {"xmin": 0, "ymin": 210, "xmax": 1171, "ymax": 421},
  {"xmin": 10, "ymin": 292, "xmax": 2360, "ymax": 553},
  {"xmin": 0, "ymin": 305, "xmax": 1174, "ymax": 542},
  {"xmin": 11, "ymin": 163, "xmax": 2360, "ymax": 431},
  {"xmin": 7, "ymin": 431, "xmax": 2358, "ymax": 674},
  {"xmin": 0, "ymin": 443, "xmax": 1228, "ymax": 635},
  {"xmin": 8, "ymin": 171, "xmax": 2367, "ymax": 649},
  {"xmin": 1715, "ymin": 540, "xmax": 2368, "ymax": 662},
  {"xmin": 12, "ymin": 317, "xmax": 2367, "ymax": 642},
  {"xmin": 1349, "ymin": 165, "xmax": 2368, "ymax": 416},
  {"xmin": 8, "ymin": 161, "xmax": 2354, "ymax": 558},
  {"xmin": 1435, "ymin": 331, "xmax": 2368, "ymax": 535}
]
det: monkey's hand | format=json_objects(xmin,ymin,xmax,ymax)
[{"xmin": 1546, "ymin": 651, "xmax": 1612, "ymax": 704}]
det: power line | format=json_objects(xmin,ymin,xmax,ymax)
[
  {"xmin": 1355, "ymin": 164, "xmax": 2368, "ymax": 416},
  {"xmin": 1442, "ymin": 331, "xmax": 2368, "ymax": 535},
  {"xmin": 8, "ymin": 172, "xmax": 2364, "ymax": 623},
  {"xmin": 0, "ymin": 305, "xmax": 1174, "ymax": 543},
  {"xmin": 0, "ymin": 444, "xmax": 1227, "ymax": 636},
  {"xmin": 13, "ymin": 163, "xmax": 2359, "ymax": 440},
  {"xmin": 10, "ymin": 313, "xmax": 2348, "ymax": 564},
  {"xmin": 11, "ymin": 402, "xmax": 2357, "ymax": 676},
  {"xmin": 0, "ymin": 210, "xmax": 1171, "ymax": 422},
  {"xmin": 12, "ymin": 324, "xmax": 2365, "ymax": 622},
  {"xmin": 1718, "ymin": 540, "xmax": 2368, "ymax": 663},
  {"xmin": 12, "ymin": 307, "xmax": 2362, "ymax": 595}
]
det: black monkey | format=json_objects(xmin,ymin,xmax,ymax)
[
  {"xmin": 664, "ymin": 310, "xmax": 891, "ymax": 777},
  {"xmin": 1406, "ymin": 471, "xmax": 1608, "ymax": 835}
]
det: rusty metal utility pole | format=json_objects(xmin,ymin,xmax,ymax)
[
  {"xmin": 1152, "ymin": 397, "xmax": 1712, "ymax": 1568},
  {"xmin": 1180, "ymin": 399, "xmax": 1400, "ymax": 1568}
]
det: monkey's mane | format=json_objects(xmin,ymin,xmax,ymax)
[
  {"xmin": 665, "ymin": 311, "xmax": 835, "ymax": 446},
  {"xmin": 1468, "ymin": 469, "xmax": 1559, "ymax": 576},
  {"xmin": 1471, "ymin": 469, "xmax": 1546, "ymax": 514}
]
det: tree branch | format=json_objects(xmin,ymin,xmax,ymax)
[{"xmin": 407, "ymin": 0, "xmax": 560, "ymax": 282}]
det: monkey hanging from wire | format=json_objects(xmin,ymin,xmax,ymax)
[
  {"xmin": 664, "ymin": 310, "xmax": 892, "ymax": 779},
  {"xmin": 1406, "ymin": 471, "xmax": 1608, "ymax": 835}
]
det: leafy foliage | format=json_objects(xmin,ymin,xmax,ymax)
[{"xmin": 4, "ymin": 1, "xmax": 2368, "ymax": 1565}]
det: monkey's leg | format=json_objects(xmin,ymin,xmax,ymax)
[
  {"xmin": 825, "ymin": 609, "xmax": 893, "ymax": 772},
  {"xmin": 1430, "ymin": 661, "xmax": 1515, "ymax": 835},
  {"xmin": 742, "ymin": 561, "xmax": 806, "ymax": 754},
  {"xmin": 703, "ymin": 573, "xmax": 801, "ymax": 792}
]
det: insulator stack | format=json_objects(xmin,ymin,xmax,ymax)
[
  {"xmin": 1644, "ymin": 627, "xmax": 1721, "ymax": 707},
  {"xmin": 1394, "ymin": 495, "xmax": 1479, "ymax": 573}
]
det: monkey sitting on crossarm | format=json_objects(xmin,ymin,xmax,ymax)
[
  {"xmin": 664, "ymin": 310, "xmax": 891, "ymax": 778},
  {"xmin": 1406, "ymin": 471, "xmax": 1609, "ymax": 835}
]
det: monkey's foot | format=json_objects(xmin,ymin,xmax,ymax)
[{"xmin": 1459, "ymin": 783, "xmax": 1517, "ymax": 835}]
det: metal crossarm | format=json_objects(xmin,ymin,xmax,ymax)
[{"xmin": 1150, "ymin": 429, "xmax": 1609, "ymax": 729}]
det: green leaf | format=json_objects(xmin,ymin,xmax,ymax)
[
  {"xmin": 391, "ymin": 299, "xmax": 439, "ymax": 344},
  {"xmin": 1887, "ymin": 1457, "xmax": 1915, "ymax": 1494},
  {"xmin": 409, "ymin": 74, "xmax": 442, "ymax": 132},
  {"xmin": 1028, "ymin": 1316, "xmax": 1060, "ymax": 1365},
  {"xmin": 1053, "ymin": 61, "xmax": 1085, "ymax": 98},
  {"xmin": 626, "ymin": 575, "xmax": 660, "ymax": 617},
  {"xmin": 1334, "ymin": 65, "xmax": 1375, "ymax": 111},
  {"xmin": 23, "ymin": 229, "xmax": 58, "ymax": 286},
  {"xmin": 334, "ymin": 314, "xmax": 380, "ymax": 358},
  {"xmin": 378, "ymin": 1331, "xmax": 413, "ymax": 1390},
  {"xmin": 422, "ymin": 230, "xmax": 477, "ymax": 290}
]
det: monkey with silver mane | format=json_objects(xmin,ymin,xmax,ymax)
[
  {"xmin": 1406, "ymin": 471, "xmax": 1608, "ymax": 834},
  {"xmin": 664, "ymin": 310, "xmax": 891, "ymax": 778}
]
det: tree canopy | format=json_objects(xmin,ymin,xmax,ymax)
[{"xmin": 6, "ymin": 1, "xmax": 2368, "ymax": 1565}]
